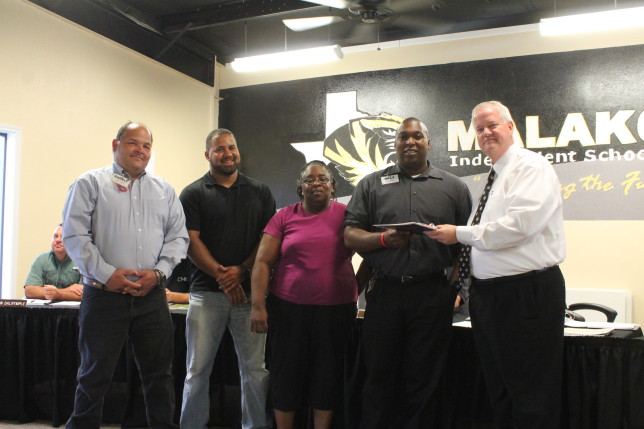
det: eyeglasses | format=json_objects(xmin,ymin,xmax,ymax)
[{"xmin": 300, "ymin": 176, "xmax": 331, "ymax": 185}]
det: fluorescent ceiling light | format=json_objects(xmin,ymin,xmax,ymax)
[
  {"xmin": 229, "ymin": 44, "xmax": 343, "ymax": 72},
  {"xmin": 283, "ymin": 16, "xmax": 344, "ymax": 32},
  {"xmin": 300, "ymin": 0, "xmax": 348, "ymax": 9},
  {"xmin": 540, "ymin": 6, "xmax": 644, "ymax": 36}
]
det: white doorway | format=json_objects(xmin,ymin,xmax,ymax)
[{"xmin": 0, "ymin": 124, "xmax": 21, "ymax": 298}]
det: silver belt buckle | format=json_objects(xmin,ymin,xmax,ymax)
[{"xmin": 83, "ymin": 276, "xmax": 105, "ymax": 290}]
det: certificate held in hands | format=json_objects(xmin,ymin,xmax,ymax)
[{"xmin": 374, "ymin": 222, "xmax": 436, "ymax": 233}]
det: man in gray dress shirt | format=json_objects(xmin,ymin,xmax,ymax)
[
  {"xmin": 62, "ymin": 121, "xmax": 188, "ymax": 429},
  {"xmin": 344, "ymin": 117, "xmax": 472, "ymax": 429}
]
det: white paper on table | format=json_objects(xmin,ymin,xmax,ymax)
[
  {"xmin": 565, "ymin": 319, "xmax": 640, "ymax": 330},
  {"xmin": 49, "ymin": 301, "xmax": 81, "ymax": 308},
  {"xmin": 26, "ymin": 299, "xmax": 51, "ymax": 306},
  {"xmin": 564, "ymin": 327, "xmax": 614, "ymax": 336}
]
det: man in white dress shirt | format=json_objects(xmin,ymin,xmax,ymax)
[{"xmin": 427, "ymin": 101, "xmax": 566, "ymax": 429}]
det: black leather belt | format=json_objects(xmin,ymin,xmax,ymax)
[
  {"xmin": 472, "ymin": 265, "xmax": 559, "ymax": 286},
  {"xmin": 375, "ymin": 271, "xmax": 445, "ymax": 285},
  {"xmin": 83, "ymin": 276, "xmax": 107, "ymax": 290}
]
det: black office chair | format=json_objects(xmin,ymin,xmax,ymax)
[{"xmin": 565, "ymin": 303, "xmax": 618, "ymax": 323}]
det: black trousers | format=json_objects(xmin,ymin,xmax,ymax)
[
  {"xmin": 66, "ymin": 286, "xmax": 177, "ymax": 429},
  {"xmin": 470, "ymin": 266, "xmax": 565, "ymax": 429},
  {"xmin": 359, "ymin": 276, "xmax": 455, "ymax": 429}
]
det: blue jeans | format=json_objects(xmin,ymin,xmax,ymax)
[{"xmin": 180, "ymin": 291, "xmax": 271, "ymax": 429}]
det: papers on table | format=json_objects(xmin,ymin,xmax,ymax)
[
  {"xmin": 453, "ymin": 318, "xmax": 640, "ymax": 336},
  {"xmin": 49, "ymin": 301, "xmax": 81, "ymax": 308},
  {"xmin": 22, "ymin": 300, "xmax": 188, "ymax": 312},
  {"xmin": 564, "ymin": 319, "xmax": 640, "ymax": 336},
  {"xmin": 564, "ymin": 327, "xmax": 614, "ymax": 336},
  {"xmin": 26, "ymin": 299, "xmax": 81, "ymax": 308},
  {"xmin": 564, "ymin": 319, "xmax": 640, "ymax": 330},
  {"xmin": 373, "ymin": 222, "xmax": 436, "ymax": 233},
  {"xmin": 26, "ymin": 299, "xmax": 53, "ymax": 306}
]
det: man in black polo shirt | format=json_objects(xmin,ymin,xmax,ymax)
[
  {"xmin": 344, "ymin": 117, "xmax": 472, "ymax": 429},
  {"xmin": 179, "ymin": 128, "xmax": 275, "ymax": 429}
]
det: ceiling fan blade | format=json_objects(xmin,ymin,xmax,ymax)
[
  {"xmin": 342, "ymin": 22, "xmax": 380, "ymax": 45},
  {"xmin": 283, "ymin": 16, "xmax": 344, "ymax": 31},
  {"xmin": 300, "ymin": 0, "xmax": 350, "ymax": 9}
]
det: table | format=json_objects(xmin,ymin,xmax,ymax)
[
  {"xmin": 0, "ymin": 306, "xmax": 240, "ymax": 428},
  {"xmin": 1, "ymin": 306, "xmax": 643, "ymax": 428},
  {"xmin": 343, "ymin": 323, "xmax": 644, "ymax": 429}
]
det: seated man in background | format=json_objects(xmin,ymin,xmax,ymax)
[
  {"xmin": 24, "ymin": 224, "xmax": 83, "ymax": 301},
  {"xmin": 166, "ymin": 258, "xmax": 190, "ymax": 304},
  {"xmin": 453, "ymin": 283, "xmax": 470, "ymax": 323}
]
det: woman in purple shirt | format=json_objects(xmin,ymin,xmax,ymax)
[{"xmin": 250, "ymin": 160, "xmax": 358, "ymax": 429}]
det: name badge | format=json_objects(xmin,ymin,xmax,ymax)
[
  {"xmin": 381, "ymin": 174, "xmax": 399, "ymax": 185},
  {"xmin": 112, "ymin": 173, "xmax": 131, "ymax": 191}
]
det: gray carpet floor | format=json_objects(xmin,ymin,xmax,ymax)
[{"xmin": 0, "ymin": 422, "xmax": 119, "ymax": 428}]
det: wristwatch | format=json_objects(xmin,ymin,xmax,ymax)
[
  {"xmin": 239, "ymin": 264, "xmax": 251, "ymax": 279},
  {"xmin": 153, "ymin": 269, "xmax": 167, "ymax": 289}
]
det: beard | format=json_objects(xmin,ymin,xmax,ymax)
[{"xmin": 212, "ymin": 160, "xmax": 239, "ymax": 176}]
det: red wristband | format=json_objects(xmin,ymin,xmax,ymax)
[{"xmin": 380, "ymin": 231, "xmax": 389, "ymax": 248}]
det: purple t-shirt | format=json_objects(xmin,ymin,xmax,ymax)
[{"xmin": 264, "ymin": 201, "xmax": 358, "ymax": 306}]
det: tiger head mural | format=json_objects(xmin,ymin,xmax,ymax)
[{"xmin": 323, "ymin": 114, "xmax": 403, "ymax": 186}]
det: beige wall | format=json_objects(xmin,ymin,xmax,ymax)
[
  {"xmin": 219, "ymin": 26, "xmax": 644, "ymax": 325},
  {"xmin": 0, "ymin": 0, "xmax": 217, "ymax": 298}
]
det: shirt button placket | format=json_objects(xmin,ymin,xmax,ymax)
[{"xmin": 132, "ymin": 181, "xmax": 143, "ymax": 269}]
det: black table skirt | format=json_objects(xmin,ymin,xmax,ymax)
[
  {"xmin": 0, "ymin": 307, "xmax": 240, "ymax": 428},
  {"xmin": 1, "ymin": 307, "xmax": 643, "ymax": 429}
]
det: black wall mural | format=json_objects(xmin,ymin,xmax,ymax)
[{"xmin": 219, "ymin": 44, "xmax": 644, "ymax": 219}]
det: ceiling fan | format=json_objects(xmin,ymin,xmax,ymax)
[{"xmin": 283, "ymin": 0, "xmax": 445, "ymax": 32}]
